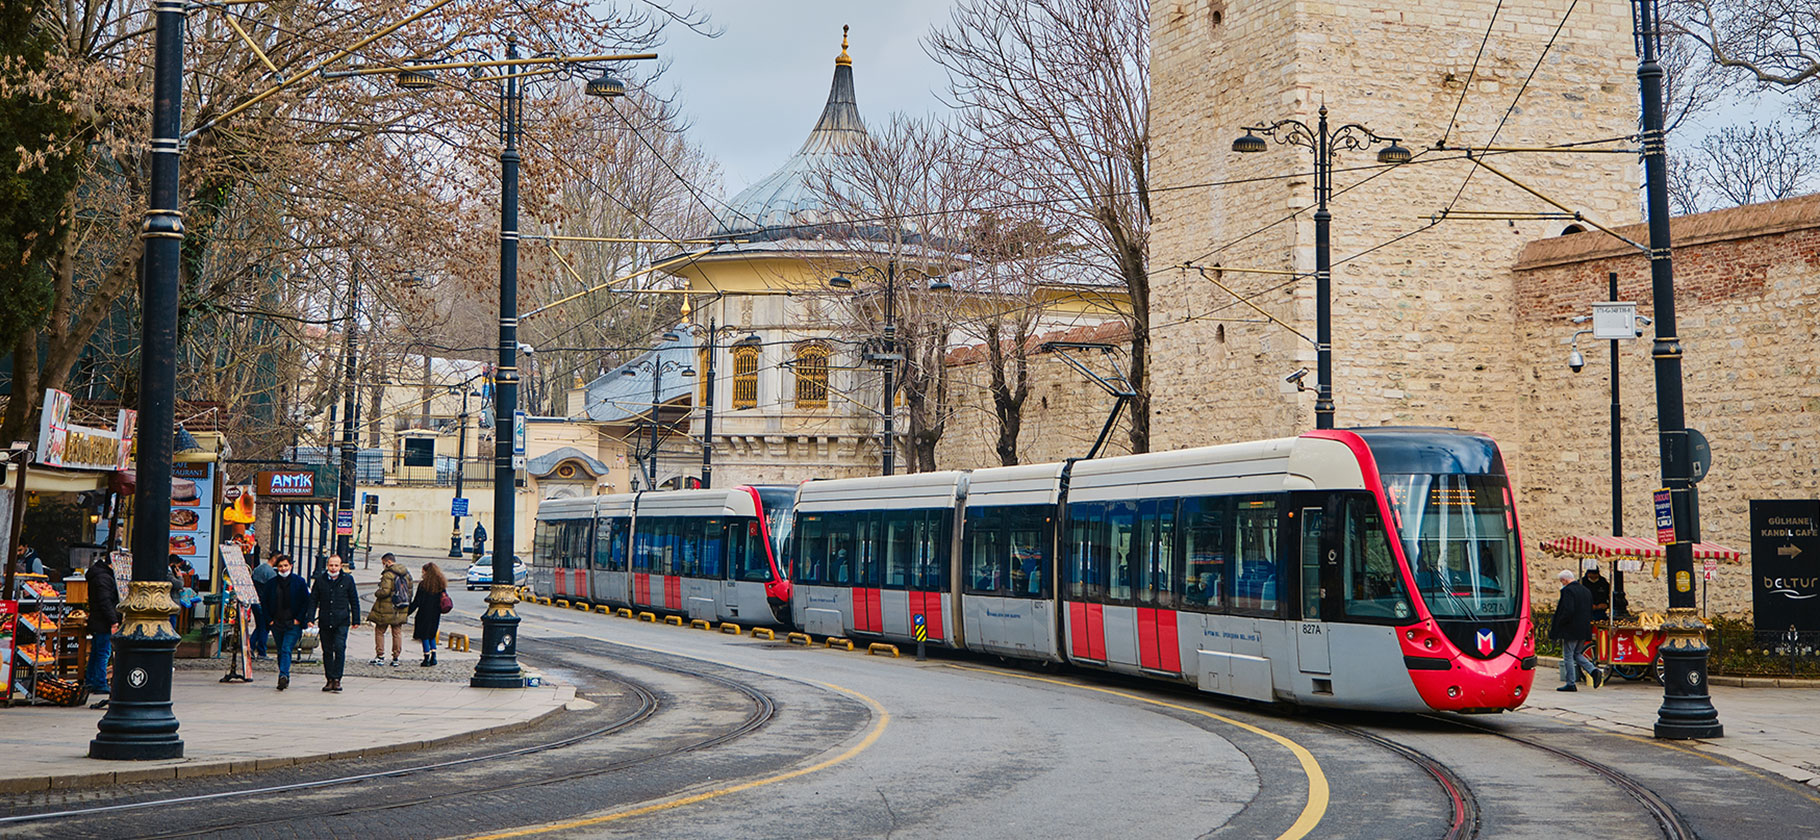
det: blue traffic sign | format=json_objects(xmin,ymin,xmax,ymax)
[
  {"xmin": 452, "ymin": 497, "xmax": 470, "ymax": 517},
  {"xmin": 913, "ymin": 613, "xmax": 925, "ymax": 626}
]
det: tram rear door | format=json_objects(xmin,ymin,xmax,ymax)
[{"xmin": 1292, "ymin": 500, "xmax": 1342, "ymax": 676}]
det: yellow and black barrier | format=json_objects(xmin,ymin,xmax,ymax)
[
  {"xmin": 554, "ymin": 599, "xmax": 571, "ymax": 609},
  {"xmin": 593, "ymin": 605, "xmax": 610, "ymax": 615},
  {"xmin": 690, "ymin": 619, "xmax": 713, "ymax": 631},
  {"xmin": 444, "ymin": 632, "xmax": 471, "ymax": 652},
  {"xmin": 664, "ymin": 615, "xmax": 684, "ymax": 626},
  {"xmin": 618, "ymin": 608, "xmax": 633, "ymax": 619},
  {"xmin": 868, "ymin": 643, "xmax": 900, "ymax": 658},
  {"xmin": 720, "ymin": 622, "xmax": 743, "ymax": 635},
  {"xmin": 752, "ymin": 628, "xmax": 777, "ymax": 641},
  {"xmin": 785, "ymin": 632, "xmax": 811, "ymax": 646},
  {"xmin": 824, "ymin": 637, "xmax": 854, "ymax": 651},
  {"xmin": 638, "ymin": 612, "xmax": 657, "ymax": 622}
]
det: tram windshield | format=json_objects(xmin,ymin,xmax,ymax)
[
  {"xmin": 757, "ymin": 487, "xmax": 797, "ymax": 573},
  {"xmin": 1382, "ymin": 473, "xmax": 1521, "ymax": 620}
]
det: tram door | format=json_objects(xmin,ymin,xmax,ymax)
[{"xmin": 1294, "ymin": 504, "xmax": 1334, "ymax": 675}]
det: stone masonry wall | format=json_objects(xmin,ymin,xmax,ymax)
[
  {"xmin": 935, "ymin": 324, "xmax": 1137, "ymax": 470},
  {"xmin": 1513, "ymin": 195, "xmax": 1820, "ymax": 617}
]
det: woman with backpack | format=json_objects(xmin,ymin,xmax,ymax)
[
  {"xmin": 409, "ymin": 562, "xmax": 452, "ymax": 666},
  {"xmin": 368, "ymin": 553, "xmax": 411, "ymax": 667}
]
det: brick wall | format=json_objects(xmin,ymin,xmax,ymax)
[{"xmin": 1514, "ymin": 194, "xmax": 1820, "ymax": 616}]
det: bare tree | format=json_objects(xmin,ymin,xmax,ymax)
[
  {"xmin": 927, "ymin": 0, "xmax": 1153, "ymax": 453},
  {"xmin": 809, "ymin": 113, "xmax": 972, "ymax": 473},
  {"xmin": 1669, "ymin": 0, "xmax": 1820, "ymax": 88},
  {"xmin": 1690, "ymin": 122, "xmax": 1819, "ymax": 206}
]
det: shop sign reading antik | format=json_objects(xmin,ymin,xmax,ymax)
[{"xmin": 36, "ymin": 388, "xmax": 135, "ymax": 471}]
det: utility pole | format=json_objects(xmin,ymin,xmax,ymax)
[
  {"xmin": 334, "ymin": 260, "xmax": 360, "ymax": 562},
  {"xmin": 449, "ymin": 387, "xmax": 471, "ymax": 558},
  {"xmin": 700, "ymin": 318, "xmax": 718, "ymax": 489},
  {"xmin": 1634, "ymin": 0, "xmax": 1722, "ymax": 739}
]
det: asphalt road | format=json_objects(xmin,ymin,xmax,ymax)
[{"xmin": 4, "ymin": 587, "xmax": 1817, "ymax": 840}]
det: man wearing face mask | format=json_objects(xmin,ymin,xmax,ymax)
[
  {"xmin": 261, "ymin": 554, "xmax": 311, "ymax": 690},
  {"xmin": 306, "ymin": 554, "xmax": 361, "ymax": 692}
]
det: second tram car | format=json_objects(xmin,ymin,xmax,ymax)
[
  {"xmin": 531, "ymin": 486, "xmax": 796, "ymax": 626},
  {"xmin": 787, "ymin": 428, "xmax": 1538, "ymax": 713}
]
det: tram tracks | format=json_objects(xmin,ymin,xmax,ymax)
[
  {"xmin": 1314, "ymin": 721, "xmax": 1479, "ymax": 840},
  {"xmin": 0, "ymin": 639, "xmax": 779, "ymax": 838},
  {"xmin": 1420, "ymin": 714, "xmax": 1697, "ymax": 840}
]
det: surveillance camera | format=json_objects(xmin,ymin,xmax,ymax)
[
  {"xmin": 1568, "ymin": 348, "xmax": 1585, "ymax": 373},
  {"xmin": 1284, "ymin": 367, "xmax": 1310, "ymax": 392},
  {"xmin": 518, "ymin": 343, "xmax": 536, "ymax": 356}
]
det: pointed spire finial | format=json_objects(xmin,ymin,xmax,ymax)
[{"xmin": 836, "ymin": 24, "xmax": 851, "ymax": 66}]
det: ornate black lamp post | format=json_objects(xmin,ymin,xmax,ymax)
[
  {"xmin": 1632, "ymin": 0, "xmax": 1721, "ymax": 739},
  {"xmin": 828, "ymin": 261, "xmax": 952, "ymax": 476},
  {"xmin": 91, "ymin": 0, "xmax": 186, "ymax": 760},
  {"xmin": 362, "ymin": 37, "xmax": 654, "ymax": 688},
  {"xmin": 669, "ymin": 314, "xmax": 756, "ymax": 489},
  {"xmin": 1232, "ymin": 106, "xmax": 1410, "ymax": 430},
  {"xmin": 623, "ymin": 357, "xmax": 694, "ymax": 489}
]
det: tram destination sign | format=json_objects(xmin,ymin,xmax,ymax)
[{"xmin": 1750, "ymin": 499, "xmax": 1820, "ymax": 632}]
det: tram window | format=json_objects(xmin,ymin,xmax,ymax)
[
  {"xmin": 1007, "ymin": 507, "xmax": 1050, "ymax": 598},
  {"xmin": 855, "ymin": 513, "xmax": 880, "ymax": 588},
  {"xmin": 1106, "ymin": 501, "xmax": 1136, "ymax": 604},
  {"xmin": 631, "ymin": 521, "xmax": 651, "ymax": 573},
  {"xmin": 1066, "ymin": 503, "xmax": 1107, "ymax": 600},
  {"xmin": 703, "ymin": 518, "xmax": 726, "ymax": 578},
  {"xmin": 883, "ymin": 513, "xmax": 914, "ymax": 589},
  {"xmin": 593, "ymin": 518, "xmax": 612, "ymax": 570},
  {"xmin": 796, "ymin": 515, "xmax": 826, "ymax": 584},
  {"xmin": 965, "ymin": 507, "xmax": 1006, "ymax": 594},
  {"xmin": 654, "ymin": 518, "xmax": 677, "ymax": 576},
  {"xmin": 911, "ymin": 511, "xmax": 948, "ymax": 590},
  {"xmin": 1181, "ymin": 497, "xmax": 1228, "ymax": 612},
  {"xmin": 1135, "ymin": 499, "xmax": 1177, "ymax": 608},
  {"xmin": 609, "ymin": 519, "xmax": 629, "ymax": 571},
  {"xmin": 827, "ymin": 513, "xmax": 856, "ymax": 586},
  {"xmin": 1341, "ymin": 496, "xmax": 1412, "ymax": 622},
  {"xmin": 1231, "ymin": 499, "xmax": 1280, "ymax": 613},
  {"xmin": 732, "ymin": 519, "xmax": 770, "ymax": 582}
]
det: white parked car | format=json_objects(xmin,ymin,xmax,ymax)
[{"xmin": 465, "ymin": 555, "xmax": 527, "ymax": 590}]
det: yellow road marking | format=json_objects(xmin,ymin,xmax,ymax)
[
  {"xmin": 463, "ymin": 681, "xmax": 888, "ymax": 840},
  {"xmin": 945, "ymin": 663, "xmax": 1329, "ymax": 840},
  {"xmin": 459, "ymin": 620, "xmax": 890, "ymax": 839}
]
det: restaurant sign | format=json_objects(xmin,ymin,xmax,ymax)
[
  {"xmin": 257, "ymin": 469, "xmax": 322, "ymax": 500},
  {"xmin": 36, "ymin": 388, "xmax": 135, "ymax": 471}
]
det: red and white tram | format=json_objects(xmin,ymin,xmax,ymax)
[
  {"xmin": 788, "ymin": 428, "xmax": 1538, "ymax": 713},
  {"xmin": 531, "ymin": 486, "xmax": 796, "ymax": 626}
]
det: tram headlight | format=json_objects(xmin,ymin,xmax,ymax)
[
  {"xmin": 1405, "ymin": 630, "xmax": 1416, "ymax": 641},
  {"xmin": 1514, "ymin": 686, "xmax": 1524, "ymax": 697},
  {"xmin": 1423, "ymin": 638, "xmax": 1435, "ymax": 649},
  {"xmin": 1447, "ymin": 686, "xmax": 1461, "ymax": 698}
]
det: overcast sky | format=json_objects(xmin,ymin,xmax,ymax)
[{"xmin": 651, "ymin": 2, "xmax": 956, "ymax": 193}]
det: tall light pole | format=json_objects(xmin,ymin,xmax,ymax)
[
  {"xmin": 1232, "ymin": 106, "xmax": 1410, "ymax": 430},
  {"xmin": 360, "ymin": 37, "xmax": 655, "ymax": 689},
  {"xmin": 1567, "ymin": 272, "xmax": 1653, "ymax": 614},
  {"xmin": 829, "ymin": 261, "xmax": 951, "ymax": 475},
  {"xmin": 91, "ymin": 0, "xmax": 185, "ymax": 760},
  {"xmin": 334, "ymin": 261, "xmax": 360, "ymax": 562},
  {"xmin": 448, "ymin": 385, "xmax": 479, "ymax": 558},
  {"xmin": 670, "ymin": 313, "xmax": 755, "ymax": 489},
  {"xmin": 623, "ymin": 357, "xmax": 694, "ymax": 489},
  {"xmin": 1633, "ymin": 0, "xmax": 1721, "ymax": 739}
]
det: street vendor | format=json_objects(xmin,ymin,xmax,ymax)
[{"xmin": 1582, "ymin": 565, "xmax": 1612, "ymax": 620}]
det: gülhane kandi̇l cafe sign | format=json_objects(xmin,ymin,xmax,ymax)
[{"xmin": 1750, "ymin": 500, "xmax": 1819, "ymax": 632}]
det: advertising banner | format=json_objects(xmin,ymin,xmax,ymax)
[
  {"xmin": 36, "ymin": 388, "xmax": 135, "ymax": 471},
  {"xmin": 170, "ymin": 462, "xmax": 217, "ymax": 582},
  {"xmin": 1751, "ymin": 500, "xmax": 1820, "ymax": 632}
]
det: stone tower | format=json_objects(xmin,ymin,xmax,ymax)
[{"xmin": 1147, "ymin": 0, "xmax": 1641, "ymax": 470}]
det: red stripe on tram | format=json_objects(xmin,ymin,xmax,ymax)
[{"xmin": 1137, "ymin": 607, "xmax": 1159, "ymax": 669}]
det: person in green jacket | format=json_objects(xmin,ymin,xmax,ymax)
[{"xmin": 367, "ymin": 553, "xmax": 410, "ymax": 667}]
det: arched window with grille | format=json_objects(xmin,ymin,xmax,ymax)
[
  {"xmin": 795, "ymin": 345, "xmax": 830, "ymax": 409},
  {"xmin": 732, "ymin": 345, "xmax": 760, "ymax": 409}
]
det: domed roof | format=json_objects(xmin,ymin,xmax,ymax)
[{"xmin": 712, "ymin": 29, "xmax": 866, "ymax": 238}]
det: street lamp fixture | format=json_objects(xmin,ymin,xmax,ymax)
[
  {"xmin": 825, "ymin": 261, "xmax": 952, "ymax": 476},
  {"xmin": 735, "ymin": 332, "xmax": 762, "ymax": 347},
  {"xmin": 585, "ymin": 71, "xmax": 627, "ymax": 99},
  {"xmin": 1230, "ymin": 104, "xmax": 1408, "ymax": 430},
  {"xmin": 397, "ymin": 66, "xmax": 437, "ymax": 90}
]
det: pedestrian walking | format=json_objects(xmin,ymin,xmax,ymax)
[
  {"xmin": 306, "ymin": 554, "xmax": 361, "ymax": 692},
  {"xmin": 83, "ymin": 553, "xmax": 120, "ymax": 694},
  {"xmin": 250, "ymin": 550, "xmax": 277, "ymax": 658},
  {"xmin": 1550, "ymin": 569, "xmax": 1605, "ymax": 691},
  {"xmin": 368, "ymin": 553, "xmax": 410, "ymax": 666},
  {"xmin": 260, "ymin": 554, "xmax": 310, "ymax": 691},
  {"xmin": 409, "ymin": 563, "xmax": 451, "ymax": 667},
  {"xmin": 472, "ymin": 522, "xmax": 487, "ymax": 559}
]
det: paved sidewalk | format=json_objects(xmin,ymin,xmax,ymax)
[
  {"xmin": 0, "ymin": 670, "xmax": 576, "ymax": 794},
  {"xmin": 1518, "ymin": 676, "xmax": 1820, "ymax": 789}
]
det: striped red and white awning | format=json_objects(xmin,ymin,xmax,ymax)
[{"xmin": 1540, "ymin": 535, "xmax": 1745, "ymax": 563}]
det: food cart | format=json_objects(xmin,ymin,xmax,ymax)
[{"xmin": 1540, "ymin": 535, "xmax": 1744, "ymax": 683}]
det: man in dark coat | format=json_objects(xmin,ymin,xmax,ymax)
[
  {"xmin": 472, "ymin": 522, "xmax": 487, "ymax": 560},
  {"xmin": 1550, "ymin": 569, "xmax": 1604, "ymax": 691},
  {"xmin": 260, "ymin": 554, "xmax": 311, "ymax": 690},
  {"xmin": 1582, "ymin": 566, "xmax": 1612, "ymax": 620},
  {"xmin": 306, "ymin": 554, "xmax": 361, "ymax": 693},
  {"xmin": 83, "ymin": 555, "xmax": 121, "ymax": 694}
]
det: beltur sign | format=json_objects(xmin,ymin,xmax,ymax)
[{"xmin": 1750, "ymin": 500, "xmax": 1820, "ymax": 632}]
